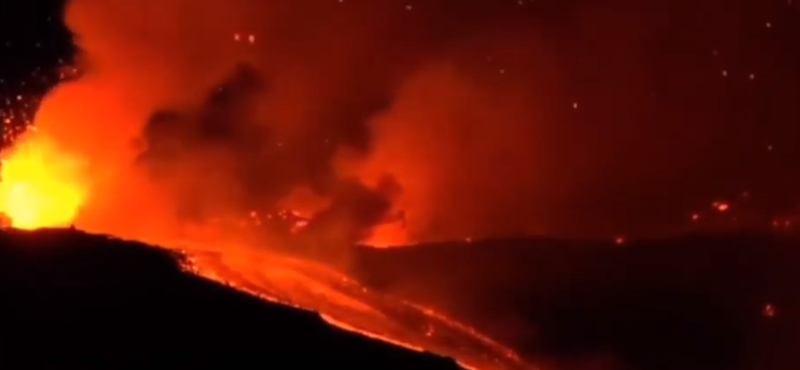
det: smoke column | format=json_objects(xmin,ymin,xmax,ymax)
[{"xmin": 27, "ymin": 0, "xmax": 785, "ymax": 246}]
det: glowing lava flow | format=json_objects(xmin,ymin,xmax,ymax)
[
  {"xmin": 176, "ymin": 243, "xmax": 530, "ymax": 370},
  {"xmin": 0, "ymin": 134, "xmax": 88, "ymax": 229}
]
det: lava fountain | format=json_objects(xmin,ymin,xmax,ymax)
[{"xmin": 0, "ymin": 132, "xmax": 88, "ymax": 229}]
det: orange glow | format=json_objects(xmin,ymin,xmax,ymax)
[
  {"xmin": 0, "ymin": 134, "xmax": 88, "ymax": 229},
  {"xmin": 365, "ymin": 220, "xmax": 412, "ymax": 248}
]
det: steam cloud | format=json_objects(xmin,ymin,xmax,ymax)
[{"xmin": 31, "ymin": 0, "xmax": 774, "ymax": 245}]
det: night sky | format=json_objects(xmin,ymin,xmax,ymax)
[
  {"xmin": 0, "ymin": 1, "xmax": 74, "ymax": 138},
  {"xmin": 1, "ymin": 0, "xmax": 800, "ymax": 240}
]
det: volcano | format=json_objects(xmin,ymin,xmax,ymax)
[{"xmin": 0, "ymin": 227, "xmax": 525, "ymax": 369}]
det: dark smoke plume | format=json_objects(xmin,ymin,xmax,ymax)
[{"xmin": 135, "ymin": 63, "xmax": 399, "ymax": 252}]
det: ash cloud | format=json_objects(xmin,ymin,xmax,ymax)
[
  {"xmin": 45, "ymin": 0, "xmax": 565, "ymax": 246},
  {"xmin": 34, "ymin": 0, "xmax": 788, "ymax": 244},
  {"xmin": 135, "ymin": 63, "xmax": 400, "ymax": 252}
]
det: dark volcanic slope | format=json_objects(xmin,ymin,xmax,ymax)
[
  {"xmin": 0, "ymin": 228, "xmax": 461, "ymax": 369},
  {"xmin": 353, "ymin": 234, "xmax": 800, "ymax": 370}
]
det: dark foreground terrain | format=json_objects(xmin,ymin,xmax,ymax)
[
  {"xmin": 0, "ymin": 228, "xmax": 461, "ymax": 369},
  {"xmin": 3, "ymin": 226, "xmax": 799, "ymax": 370},
  {"xmin": 353, "ymin": 234, "xmax": 800, "ymax": 370}
]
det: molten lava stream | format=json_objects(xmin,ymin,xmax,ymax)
[{"xmin": 176, "ymin": 243, "xmax": 530, "ymax": 370}]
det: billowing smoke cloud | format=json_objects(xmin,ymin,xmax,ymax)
[
  {"xmin": 134, "ymin": 62, "xmax": 402, "ymax": 256},
  {"xmin": 33, "ymin": 0, "xmax": 564, "ymax": 248},
  {"xmin": 31, "ymin": 0, "xmax": 784, "ymax": 247}
]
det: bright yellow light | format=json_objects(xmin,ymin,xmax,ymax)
[{"xmin": 0, "ymin": 134, "xmax": 88, "ymax": 229}]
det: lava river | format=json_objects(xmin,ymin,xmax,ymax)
[{"xmin": 173, "ymin": 240, "xmax": 530, "ymax": 370}]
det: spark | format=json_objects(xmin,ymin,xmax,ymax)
[
  {"xmin": 763, "ymin": 303, "xmax": 776, "ymax": 318},
  {"xmin": 712, "ymin": 202, "xmax": 729, "ymax": 212}
]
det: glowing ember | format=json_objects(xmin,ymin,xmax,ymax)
[
  {"xmin": 0, "ymin": 134, "xmax": 87, "ymax": 229},
  {"xmin": 713, "ymin": 202, "xmax": 730, "ymax": 212},
  {"xmin": 763, "ymin": 303, "xmax": 776, "ymax": 318}
]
